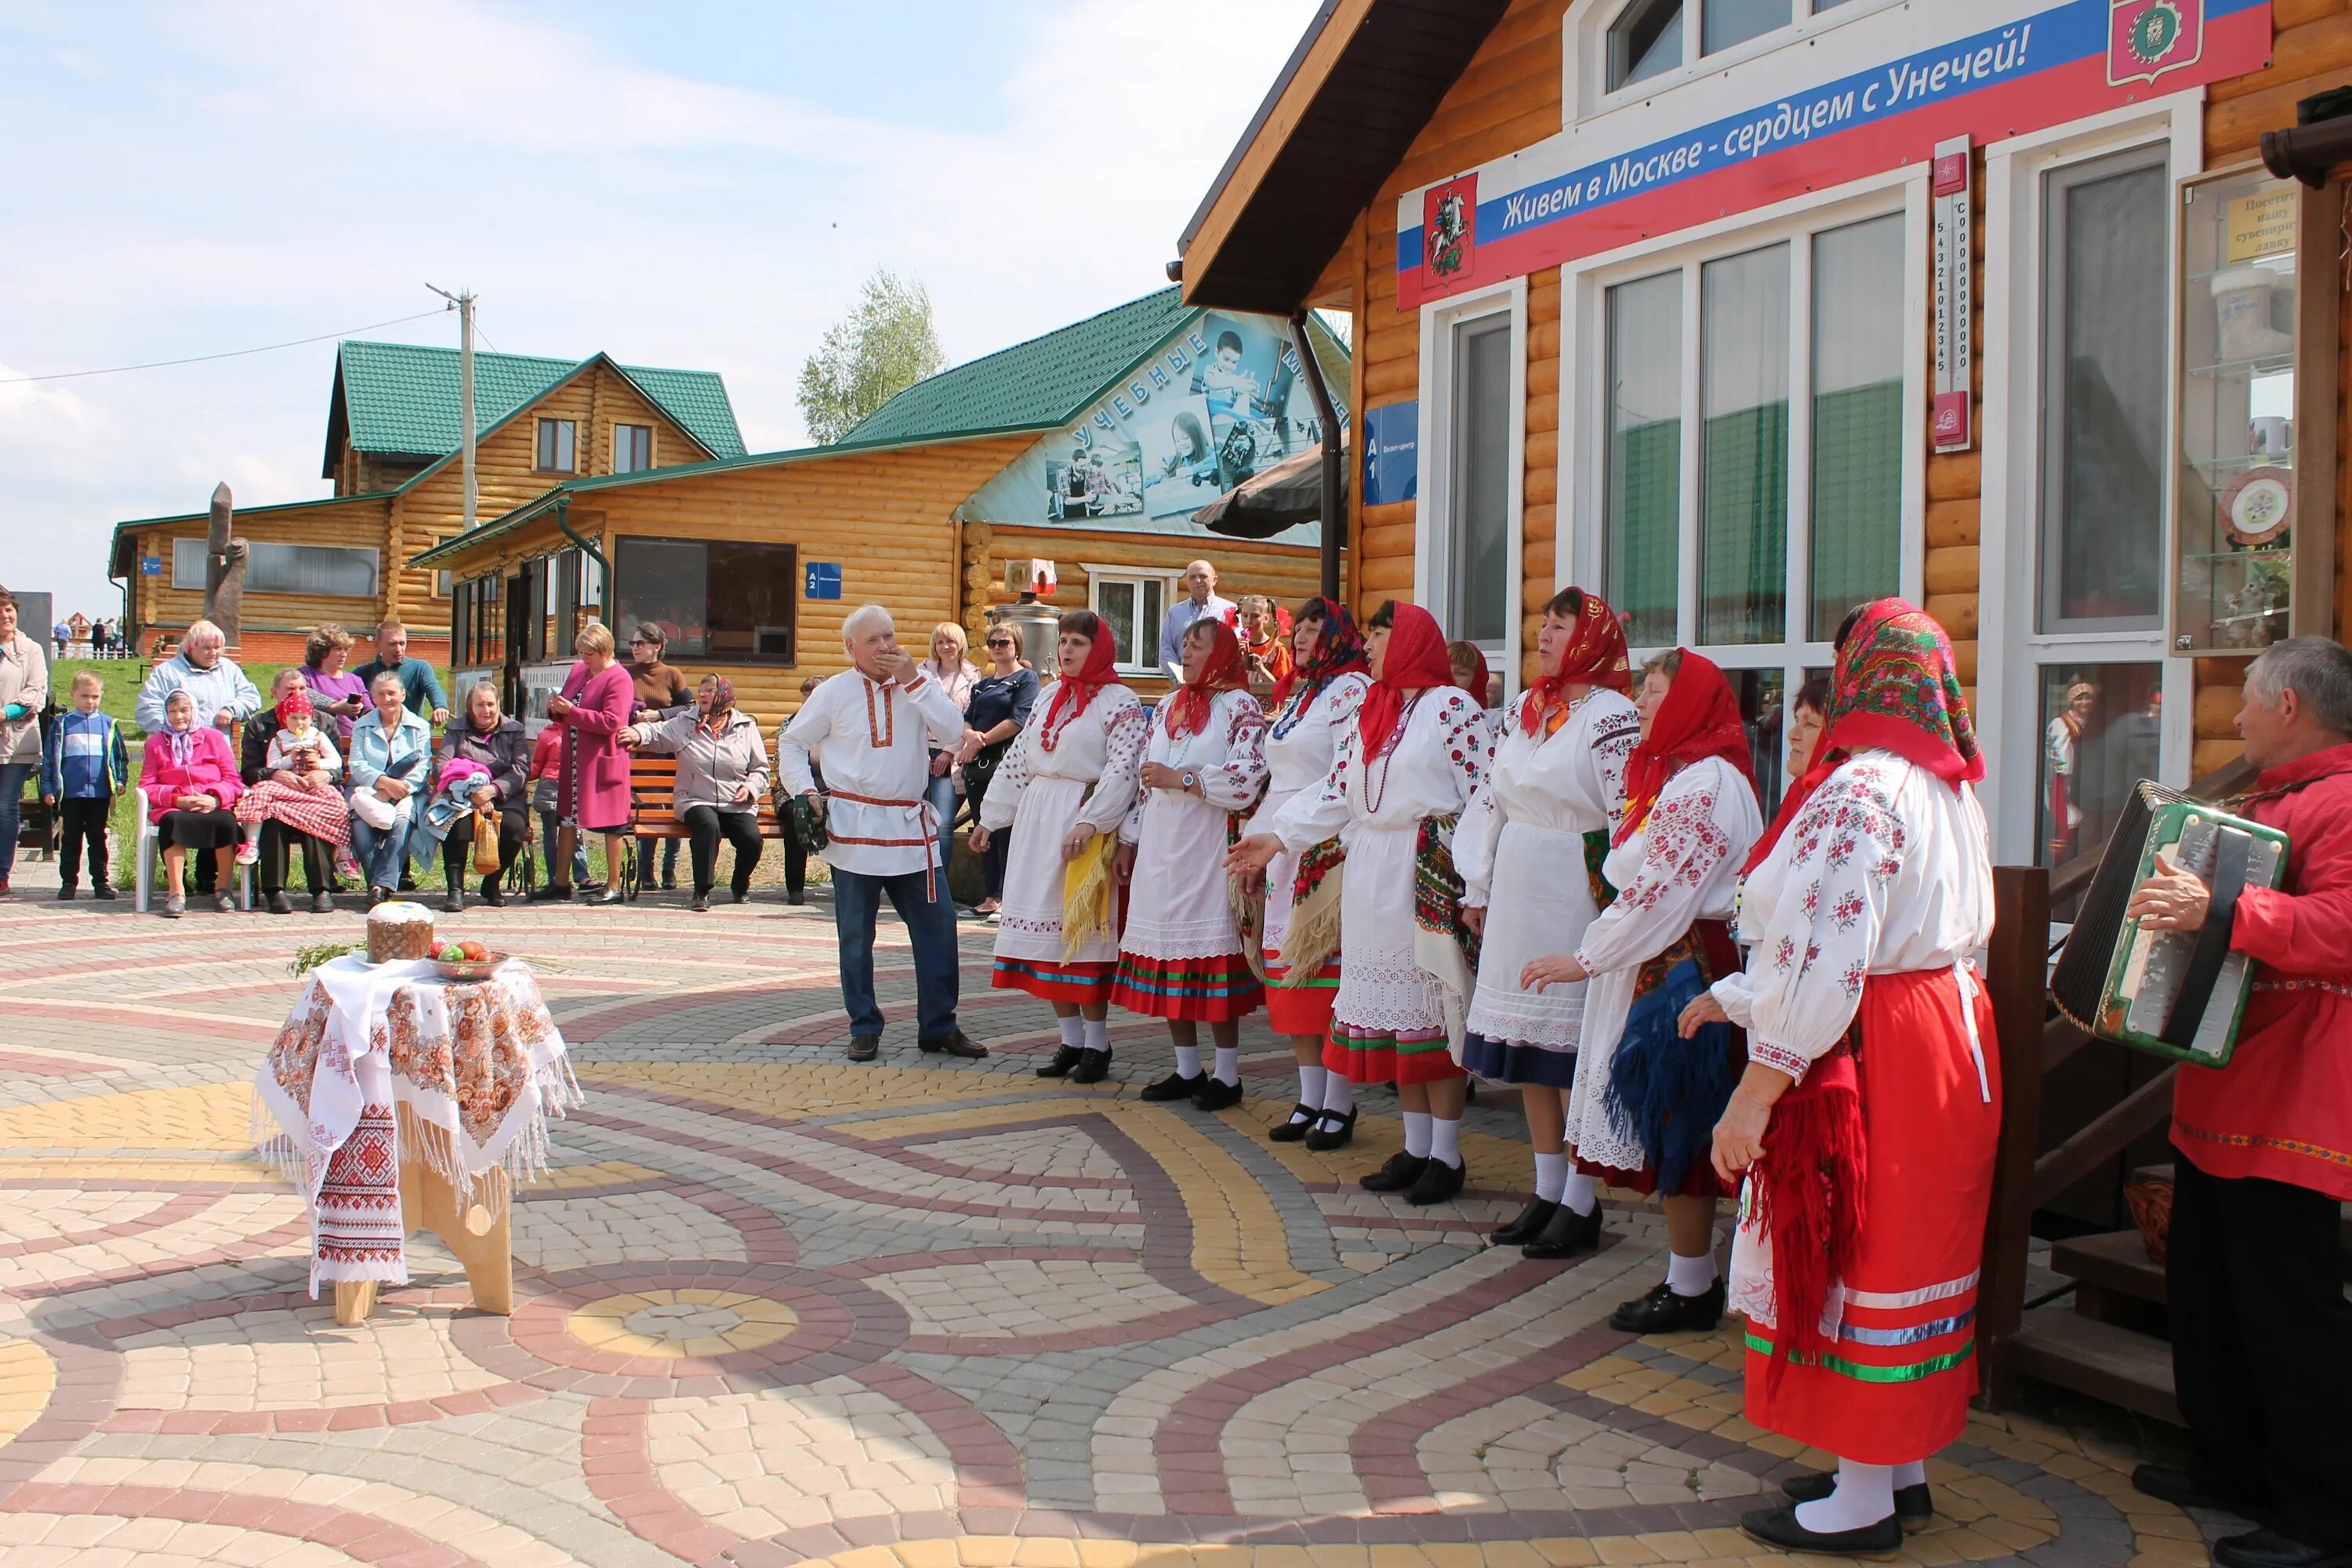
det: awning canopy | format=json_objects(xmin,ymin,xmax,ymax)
[{"xmin": 1193, "ymin": 442, "xmax": 1346, "ymax": 540}]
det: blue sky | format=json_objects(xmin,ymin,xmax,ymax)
[{"xmin": 0, "ymin": 0, "xmax": 1325, "ymax": 615}]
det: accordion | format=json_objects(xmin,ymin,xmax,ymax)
[{"xmin": 2049, "ymin": 781, "xmax": 2288, "ymax": 1065}]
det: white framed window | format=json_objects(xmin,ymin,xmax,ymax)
[
  {"xmin": 171, "ymin": 539, "xmax": 381, "ymax": 598},
  {"xmin": 535, "ymin": 418, "xmax": 578, "ymax": 474},
  {"xmin": 1417, "ymin": 275, "xmax": 1527, "ymax": 688},
  {"xmin": 1578, "ymin": 0, "xmax": 1893, "ymax": 113},
  {"xmin": 1083, "ymin": 565, "xmax": 1176, "ymax": 676},
  {"xmin": 613, "ymin": 423, "xmax": 653, "ymax": 474}
]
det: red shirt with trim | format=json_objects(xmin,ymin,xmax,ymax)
[{"xmin": 2172, "ymin": 741, "xmax": 2352, "ymax": 1199}]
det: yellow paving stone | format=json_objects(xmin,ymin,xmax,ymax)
[
  {"xmin": 1900, "ymin": 1534, "xmax": 1964, "ymax": 1567},
  {"xmin": 1073, "ymin": 1545, "xmax": 1140, "ymax": 1568},
  {"xmin": 1634, "ymin": 1532, "xmax": 1706, "ymax": 1563},
  {"xmin": 1972, "ymin": 1516, "xmax": 2056, "ymax": 1552},
  {"xmin": 535, "ymin": 1160, "xmax": 665, "ymax": 1189},
  {"xmin": 960, "ymin": 1537, "xmax": 1022, "ymax": 1568},
  {"xmin": 1528, "ymin": 1541, "xmax": 1602, "ymax": 1568},
  {"xmin": 1689, "ymin": 1533, "xmax": 1751, "ymax": 1561},
  {"xmin": 1594, "ymin": 1538, "xmax": 1663, "ymax": 1566},
  {"xmin": 1475, "ymin": 1545, "xmax": 1551, "ymax": 1568},
  {"xmin": 895, "ymin": 1540, "xmax": 964, "ymax": 1568},
  {"xmin": 1011, "ymin": 1540, "xmax": 1081, "ymax": 1568},
  {"xmin": 0, "ymin": 1158, "xmax": 278, "ymax": 1183},
  {"xmin": 1366, "ymin": 1547, "xmax": 1433, "ymax": 1568},
  {"xmin": 835, "ymin": 1550, "xmax": 901, "ymax": 1568},
  {"xmin": 2129, "ymin": 1544, "xmax": 2215, "ymax": 1568},
  {"xmin": 2129, "ymin": 1515, "xmax": 2206, "ymax": 1542},
  {"xmin": 0, "ymin": 1081, "xmax": 257, "ymax": 1152},
  {"xmin": 1305, "ymin": 1548, "xmax": 1372, "ymax": 1568}
]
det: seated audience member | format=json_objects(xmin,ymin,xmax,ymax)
[
  {"xmin": 625, "ymin": 622, "xmax": 695, "ymax": 890},
  {"xmin": 300, "ymin": 624, "xmax": 371, "ymax": 741},
  {"xmin": 133, "ymin": 618, "xmax": 258, "ymax": 898},
  {"xmin": 352, "ymin": 619, "xmax": 450, "ymax": 724},
  {"xmin": 345, "ymin": 670, "xmax": 433, "ymax": 906},
  {"xmin": 143, "ymin": 688, "xmax": 242, "ymax": 918},
  {"xmin": 622, "ymin": 675, "xmax": 770, "ymax": 911},
  {"xmin": 234, "ymin": 673, "xmax": 347, "ymax": 915},
  {"xmin": 436, "ymin": 680, "xmax": 530, "ymax": 912}
]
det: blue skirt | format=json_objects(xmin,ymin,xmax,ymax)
[{"xmin": 1461, "ymin": 1033, "xmax": 1578, "ymax": 1089}]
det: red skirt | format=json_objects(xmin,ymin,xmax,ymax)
[
  {"xmin": 992, "ymin": 957, "xmax": 1114, "ymax": 1007},
  {"xmin": 1742, "ymin": 966, "xmax": 2001, "ymax": 1464},
  {"xmin": 1109, "ymin": 952, "xmax": 1262, "ymax": 1022},
  {"xmin": 1323, "ymin": 1022, "xmax": 1464, "ymax": 1086},
  {"xmin": 1262, "ymin": 956, "xmax": 1340, "ymax": 1037},
  {"xmin": 1576, "ymin": 1155, "xmax": 1730, "ymax": 1200}
]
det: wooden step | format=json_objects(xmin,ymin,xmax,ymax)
[
  {"xmin": 2008, "ymin": 1308, "xmax": 2181, "ymax": 1425},
  {"xmin": 2051, "ymin": 1229, "xmax": 2167, "ymax": 1305}
]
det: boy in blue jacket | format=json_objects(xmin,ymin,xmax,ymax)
[{"xmin": 41, "ymin": 670, "xmax": 129, "ymax": 899}]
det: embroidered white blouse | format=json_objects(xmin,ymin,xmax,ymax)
[
  {"xmin": 1268, "ymin": 687, "xmax": 1490, "ymax": 854},
  {"xmin": 1119, "ymin": 688, "xmax": 1271, "ymax": 840},
  {"xmin": 975, "ymin": 681, "xmax": 1148, "ymax": 839},
  {"xmin": 776, "ymin": 670, "xmax": 969, "ymax": 878},
  {"xmin": 1453, "ymin": 690, "xmax": 1640, "ymax": 909}
]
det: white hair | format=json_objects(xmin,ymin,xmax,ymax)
[
  {"xmin": 2248, "ymin": 636, "xmax": 2352, "ymax": 735},
  {"xmin": 183, "ymin": 619, "xmax": 225, "ymax": 652},
  {"xmin": 841, "ymin": 604, "xmax": 895, "ymax": 644},
  {"xmin": 368, "ymin": 670, "xmax": 407, "ymax": 698}
]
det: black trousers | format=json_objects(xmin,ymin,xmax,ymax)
[
  {"xmin": 257, "ymin": 820, "xmax": 330, "ymax": 895},
  {"xmin": 983, "ymin": 829, "xmax": 1011, "ymax": 900},
  {"xmin": 784, "ymin": 827, "xmax": 808, "ymax": 897},
  {"xmin": 59, "ymin": 797, "xmax": 110, "ymax": 887},
  {"xmin": 2169, "ymin": 1156, "xmax": 2352, "ymax": 1548},
  {"xmin": 442, "ymin": 809, "xmax": 528, "ymax": 888},
  {"xmin": 679, "ymin": 805, "xmax": 760, "ymax": 897}
]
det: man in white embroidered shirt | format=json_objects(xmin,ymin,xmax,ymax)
[{"xmin": 779, "ymin": 604, "xmax": 988, "ymax": 1063}]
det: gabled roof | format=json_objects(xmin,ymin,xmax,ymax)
[{"xmin": 322, "ymin": 340, "xmax": 746, "ymax": 477}]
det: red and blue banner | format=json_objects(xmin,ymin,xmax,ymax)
[{"xmin": 1396, "ymin": 0, "xmax": 2269, "ymax": 310}]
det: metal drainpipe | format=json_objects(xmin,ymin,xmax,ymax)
[
  {"xmin": 554, "ymin": 498, "xmax": 613, "ymax": 626},
  {"xmin": 1289, "ymin": 310, "xmax": 1344, "ymax": 602}
]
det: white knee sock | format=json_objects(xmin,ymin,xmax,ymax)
[
  {"xmin": 1083, "ymin": 1017, "xmax": 1109, "ymax": 1051},
  {"xmin": 1212, "ymin": 1046, "xmax": 1240, "ymax": 1087},
  {"xmin": 1174, "ymin": 1044, "xmax": 1202, "ymax": 1078},
  {"xmin": 1893, "ymin": 1461, "xmax": 1926, "ymax": 1490},
  {"xmin": 1561, "ymin": 1171, "xmax": 1599, "ymax": 1216},
  {"xmin": 1664, "ymin": 1249, "xmax": 1719, "ymax": 1297},
  {"xmin": 1401, "ymin": 1110, "xmax": 1432, "ymax": 1158},
  {"xmin": 1428, "ymin": 1116, "xmax": 1461, "ymax": 1167},
  {"xmin": 1795, "ymin": 1459, "xmax": 1896, "ymax": 1534},
  {"xmin": 1319, "ymin": 1074, "xmax": 1355, "ymax": 1117},
  {"xmin": 1295, "ymin": 1063, "xmax": 1326, "ymax": 1116},
  {"xmin": 1058, "ymin": 1015, "xmax": 1084, "ymax": 1049},
  {"xmin": 1533, "ymin": 1152, "xmax": 1567, "ymax": 1203}
]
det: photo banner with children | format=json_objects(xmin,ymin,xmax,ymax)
[{"xmin": 962, "ymin": 310, "xmax": 1346, "ymax": 538}]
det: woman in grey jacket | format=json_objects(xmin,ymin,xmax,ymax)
[{"xmin": 622, "ymin": 675, "xmax": 770, "ymax": 910}]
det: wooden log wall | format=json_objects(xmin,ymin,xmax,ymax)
[{"xmin": 127, "ymin": 499, "xmax": 396, "ymax": 641}]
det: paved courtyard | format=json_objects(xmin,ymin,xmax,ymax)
[{"xmin": 0, "ymin": 863, "xmax": 2216, "ymax": 1568}]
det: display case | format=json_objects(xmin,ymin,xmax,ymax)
[{"xmin": 2171, "ymin": 166, "xmax": 2342, "ymax": 654}]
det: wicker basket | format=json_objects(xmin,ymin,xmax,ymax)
[{"xmin": 2124, "ymin": 1177, "xmax": 2175, "ymax": 1265}]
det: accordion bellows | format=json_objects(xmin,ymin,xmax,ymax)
[{"xmin": 2049, "ymin": 781, "xmax": 2288, "ymax": 1065}]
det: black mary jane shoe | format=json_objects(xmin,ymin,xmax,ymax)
[
  {"xmin": 1492, "ymin": 1196, "xmax": 1559, "ymax": 1247},
  {"xmin": 1192, "ymin": 1076, "xmax": 1243, "ymax": 1112},
  {"xmin": 1140, "ymin": 1071, "xmax": 1207, "ymax": 1102},
  {"xmin": 1359, "ymin": 1151, "xmax": 1427, "ymax": 1193},
  {"xmin": 1740, "ymin": 1504, "xmax": 1901, "ymax": 1558},
  {"xmin": 1406, "ymin": 1157, "xmax": 1465, "ymax": 1206},
  {"xmin": 1783, "ymin": 1472, "xmax": 1933, "ymax": 1534},
  {"xmin": 1069, "ymin": 1047, "xmax": 1112, "ymax": 1084},
  {"xmin": 919, "ymin": 1032, "xmax": 989, "ymax": 1059},
  {"xmin": 2214, "ymin": 1529, "xmax": 2352, "ymax": 1568},
  {"xmin": 1268, "ymin": 1104, "xmax": 1319, "ymax": 1142},
  {"xmin": 1036, "ymin": 1045, "xmax": 1083, "ymax": 1080},
  {"xmin": 1523, "ymin": 1199, "xmax": 1604, "ymax": 1260},
  {"xmin": 1303, "ymin": 1108, "xmax": 1358, "ymax": 1152},
  {"xmin": 1610, "ymin": 1278, "xmax": 1727, "ymax": 1334}
]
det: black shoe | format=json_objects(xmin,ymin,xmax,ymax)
[
  {"xmin": 367, "ymin": 887, "xmax": 388, "ymax": 908},
  {"xmin": 398, "ymin": 873, "xmax": 416, "ymax": 893},
  {"xmin": 1192, "ymin": 1076, "xmax": 1243, "ymax": 1112},
  {"xmin": 1492, "ymin": 1196, "xmax": 1559, "ymax": 1247},
  {"xmin": 1610, "ymin": 1278, "xmax": 1726, "ymax": 1334},
  {"xmin": 2133, "ymin": 1465, "xmax": 2265, "ymax": 1518},
  {"xmin": 786, "ymin": 889, "xmax": 805, "ymax": 906},
  {"xmin": 95, "ymin": 883, "xmax": 117, "ymax": 901},
  {"xmin": 529, "ymin": 883, "xmax": 574, "ymax": 902},
  {"xmin": 481, "ymin": 877, "xmax": 504, "ymax": 909},
  {"xmin": 444, "ymin": 888, "xmax": 465, "ymax": 914},
  {"xmin": 919, "ymin": 1031, "xmax": 989, "ymax": 1059},
  {"xmin": 2215, "ymin": 1530, "xmax": 2352, "ymax": 1568},
  {"xmin": 731, "ymin": 887, "xmax": 750, "ymax": 904},
  {"xmin": 1070, "ymin": 1047, "xmax": 1112, "ymax": 1084},
  {"xmin": 1036, "ymin": 1046, "xmax": 1083, "ymax": 1079},
  {"xmin": 691, "ymin": 894, "xmax": 710, "ymax": 913},
  {"xmin": 1523, "ymin": 1199, "xmax": 1604, "ymax": 1260},
  {"xmin": 580, "ymin": 878, "xmax": 606, "ymax": 893},
  {"xmin": 1140, "ymin": 1071, "xmax": 1207, "ymax": 1102},
  {"xmin": 1783, "ymin": 1472, "xmax": 1933, "ymax": 1534},
  {"xmin": 310, "ymin": 891, "xmax": 332, "ymax": 914},
  {"xmin": 1268, "ymin": 1103, "xmax": 1319, "ymax": 1142},
  {"xmin": 848, "ymin": 1034, "xmax": 881, "ymax": 1062},
  {"xmin": 1359, "ymin": 1151, "xmax": 1428, "ymax": 1193},
  {"xmin": 213, "ymin": 892, "xmax": 236, "ymax": 914},
  {"xmin": 1304, "ymin": 1108, "xmax": 1358, "ymax": 1151},
  {"xmin": 56, "ymin": 884, "xmax": 75, "ymax": 901},
  {"xmin": 659, "ymin": 875, "xmax": 677, "ymax": 891},
  {"xmin": 267, "ymin": 891, "xmax": 293, "ymax": 916},
  {"xmin": 1406, "ymin": 1156, "xmax": 1465, "ymax": 1206},
  {"xmin": 1740, "ymin": 1504, "xmax": 1900, "ymax": 1557}
]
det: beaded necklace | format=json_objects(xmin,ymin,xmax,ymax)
[
  {"xmin": 1359, "ymin": 691, "xmax": 1427, "ymax": 816},
  {"xmin": 1270, "ymin": 677, "xmax": 1327, "ymax": 742}
]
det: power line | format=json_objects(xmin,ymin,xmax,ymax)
[{"xmin": 0, "ymin": 307, "xmax": 452, "ymax": 386}]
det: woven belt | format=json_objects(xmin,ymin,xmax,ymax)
[{"xmin": 825, "ymin": 789, "xmax": 942, "ymax": 900}]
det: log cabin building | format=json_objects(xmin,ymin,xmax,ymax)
[
  {"xmin": 412, "ymin": 287, "xmax": 1346, "ymax": 720},
  {"xmin": 105, "ymin": 341, "xmax": 746, "ymax": 663},
  {"xmin": 1177, "ymin": 0, "xmax": 2351, "ymax": 1423}
]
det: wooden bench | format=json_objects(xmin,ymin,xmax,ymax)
[{"xmin": 625, "ymin": 753, "xmax": 789, "ymax": 841}]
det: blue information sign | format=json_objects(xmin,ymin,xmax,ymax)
[
  {"xmin": 139, "ymin": 557, "xmax": 164, "ymax": 576},
  {"xmin": 804, "ymin": 561, "xmax": 842, "ymax": 601},
  {"xmin": 1362, "ymin": 401, "xmax": 1418, "ymax": 507}
]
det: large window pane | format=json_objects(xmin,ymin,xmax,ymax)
[
  {"xmin": 1700, "ymin": 244, "xmax": 1790, "ymax": 645},
  {"xmin": 1810, "ymin": 214, "xmax": 1905, "ymax": 639},
  {"xmin": 1611, "ymin": 0, "xmax": 1684, "ymax": 89},
  {"xmin": 169, "ymin": 539, "xmax": 376, "ymax": 597},
  {"xmin": 1606, "ymin": 272, "xmax": 1681, "ymax": 647},
  {"xmin": 1450, "ymin": 316, "xmax": 1512, "ymax": 644},
  {"xmin": 2042, "ymin": 154, "xmax": 2168, "ymax": 629},
  {"xmin": 1096, "ymin": 579, "xmax": 1138, "ymax": 665},
  {"xmin": 1726, "ymin": 666, "xmax": 1788, "ymax": 818},
  {"xmin": 2038, "ymin": 662, "xmax": 2163, "ymax": 891},
  {"xmin": 705, "ymin": 542, "xmax": 798, "ymax": 662},
  {"xmin": 614, "ymin": 539, "xmax": 708, "ymax": 657},
  {"xmin": 1704, "ymin": 0, "xmax": 1790, "ymax": 54}
]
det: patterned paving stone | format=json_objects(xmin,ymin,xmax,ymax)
[{"xmin": 0, "ymin": 878, "xmax": 2219, "ymax": 1566}]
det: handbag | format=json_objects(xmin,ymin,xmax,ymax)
[{"xmin": 473, "ymin": 807, "xmax": 504, "ymax": 874}]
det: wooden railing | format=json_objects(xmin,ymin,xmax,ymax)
[{"xmin": 1976, "ymin": 753, "xmax": 2259, "ymax": 1407}]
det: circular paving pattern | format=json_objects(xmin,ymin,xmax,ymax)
[{"xmin": 569, "ymin": 1287, "xmax": 800, "ymax": 1359}]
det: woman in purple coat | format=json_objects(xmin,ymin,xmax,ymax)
[{"xmin": 546, "ymin": 621, "xmax": 635, "ymax": 905}]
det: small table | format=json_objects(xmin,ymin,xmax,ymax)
[{"xmin": 255, "ymin": 956, "xmax": 577, "ymax": 1325}]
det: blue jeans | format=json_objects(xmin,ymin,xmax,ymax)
[
  {"xmin": 925, "ymin": 770, "xmax": 959, "ymax": 888},
  {"xmin": 0, "ymin": 762, "xmax": 30, "ymax": 883},
  {"xmin": 538, "ymin": 810, "xmax": 590, "ymax": 886},
  {"xmin": 349, "ymin": 809, "xmax": 412, "ymax": 892},
  {"xmin": 831, "ymin": 864, "xmax": 960, "ymax": 1042}
]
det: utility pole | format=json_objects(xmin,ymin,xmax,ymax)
[{"xmin": 427, "ymin": 285, "xmax": 478, "ymax": 532}]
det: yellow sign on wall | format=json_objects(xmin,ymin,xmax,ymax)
[{"xmin": 2227, "ymin": 187, "xmax": 2298, "ymax": 263}]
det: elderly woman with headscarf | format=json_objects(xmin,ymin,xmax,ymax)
[
  {"xmin": 1675, "ymin": 601, "xmax": 1995, "ymax": 1555},
  {"xmin": 1454, "ymin": 588, "xmax": 1641, "ymax": 1255},
  {"xmin": 134, "ymin": 617, "xmax": 260, "ymax": 899},
  {"xmin": 1114, "ymin": 618, "xmax": 1269, "ymax": 1109},
  {"xmin": 434, "ymin": 680, "xmax": 529, "ymax": 911},
  {"xmin": 1230, "ymin": 601, "xmax": 1491, "ymax": 1206},
  {"xmin": 143, "ymin": 688, "xmax": 243, "ymax": 917},
  {"xmin": 622, "ymin": 674, "xmax": 770, "ymax": 911}
]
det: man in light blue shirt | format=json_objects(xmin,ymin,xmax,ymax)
[
  {"xmin": 134, "ymin": 619, "xmax": 260, "ymax": 735},
  {"xmin": 1157, "ymin": 559, "xmax": 1234, "ymax": 685}
]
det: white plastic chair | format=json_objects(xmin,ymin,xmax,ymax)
[{"xmin": 133, "ymin": 786, "xmax": 252, "ymax": 913}]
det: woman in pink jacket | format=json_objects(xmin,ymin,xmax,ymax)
[
  {"xmin": 546, "ymin": 621, "xmax": 635, "ymax": 905},
  {"xmin": 144, "ymin": 688, "xmax": 243, "ymax": 917}
]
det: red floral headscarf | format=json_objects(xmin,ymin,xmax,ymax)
[
  {"xmin": 1271, "ymin": 597, "xmax": 1367, "ymax": 710},
  {"xmin": 1451, "ymin": 644, "xmax": 1491, "ymax": 705},
  {"xmin": 1615, "ymin": 650, "xmax": 1757, "ymax": 845},
  {"xmin": 275, "ymin": 685, "xmax": 314, "ymax": 728},
  {"xmin": 1163, "ymin": 619, "xmax": 1249, "ymax": 737},
  {"xmin": 1038, "ymin": 611, "xmax": 1122, "ymax": 753},
  {"xmin": 1520, "ymin": 590, "xmax": 1632, "ymax": 737},
  {"xmin": 1359, "ymin": 603, "xmax": 1455, "ymax": 759}
]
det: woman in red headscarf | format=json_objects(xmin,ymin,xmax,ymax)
[
  {"xmin": 1679, "ymin": 600, "xmax": 1996, "ymax": 1555},
  {"xmin": 971, "ymin": 611, "xmax": 1149, "ymax": 1083},
  {"xmin": 1229, "ymin": 601, "xmax": 1490, "ymax": 1205},
  {"xmin": 1455, "ymin": 588, "xmax": 1640, "ymax": 1253},
  {"xmin": 1114, "ymin": 618, "xmax": 1269, "ymax": 1104},
  {"xmin": 1518, "ymin": 648, "xmax": 1762, "ymax": 1320}
]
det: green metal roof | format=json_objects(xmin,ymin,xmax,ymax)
[{"xmin": 325, "ymin": 341, "xmax": 746, "ymax": 474}]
